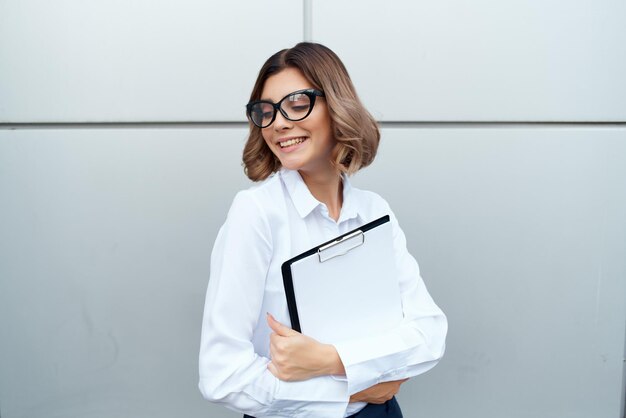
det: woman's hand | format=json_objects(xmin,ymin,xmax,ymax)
[
  {"xmin": 266, "ymin": 313, "xmax": 346, "ymax": 381},
  {"xmin": 349, "ymin": 379, "xmax": 409, "ymax": 404}
]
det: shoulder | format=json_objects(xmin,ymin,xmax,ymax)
[
  {"xmin": 349, "ymin": 184, "xmax": 394, "ymax": 219},
  {"xmin": 353, "ymin": 187, "xmax": 391, "ymax": 207},
  {"xmin": 349, "ymin": 185, "xmax": 411, "ymax": 249},
  {"xmin": 226, "ymin": 172, "xmax": 285, "ymax": 224}
]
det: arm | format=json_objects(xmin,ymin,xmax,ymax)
[
  {"xmin": 261, "ymin": 201, "xmax": 446, "ymax": 398},
  {"xmin": 266, "ymin": 312, "xmax": 345, "ymax": 381},
  {"xmin": 331, "ymin": 203, "xmax": 448, "ymax": 395},
  {"xmin": 198, "ymin": 191, "xmax": 349, "ymax": 417},
  {"xmin": 265, "ymin": 313, "xmax": 409, "ymax": 405},
  {"xmin": 349, "ymin": 379, "xmax": 408, "ymax": 404}
]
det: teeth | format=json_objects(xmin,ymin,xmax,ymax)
[{"xmin": 279, "ymin": 137, "xmax": 306, "ymax": 148}]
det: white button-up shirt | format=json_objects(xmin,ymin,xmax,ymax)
[{"xmin": 199, "ymin": 168, "xmax": 447, "ymax": 418}]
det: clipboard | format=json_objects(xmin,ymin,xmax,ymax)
[{"xmin": 281, "ymin": 215, "xmax": 404, "ymax": 344}]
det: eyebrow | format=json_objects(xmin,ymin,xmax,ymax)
[{"xmin": 259, "ymin": 88, "xmax": 313, "ymax": 103}]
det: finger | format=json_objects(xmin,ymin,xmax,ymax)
[
  {"xmin": 349, "ymin": 394, "xmax": 362, "ymax": 403},
  {"xmin": 267, "ymin": 313, "xmax": 292, "ymax": 335},
  {"xmin": 269, "ymin": 337, "xmax": 275, "ymax": 357},
  {"xmin": 266, "ymin": 313, "xmax": 298, "ymax": 337},
  {"xmin": 269, "ymin": 334, "xmax": 282, "ymax": 357},
  {"xmin": 267, "ymin": 361, "xmax": 279, "ymax": 377}
]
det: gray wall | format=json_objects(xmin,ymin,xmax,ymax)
[{"xmin": 1, "ymin": 1, "xmax": 624, "ymax": 417}]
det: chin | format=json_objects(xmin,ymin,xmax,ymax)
[{"xmin": 279, "ymin": 159, "xmax": 305, "ymax": 172}]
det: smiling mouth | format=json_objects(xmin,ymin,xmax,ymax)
[{"xmin": 279, "ymin": 137, "xmax": 307, "ymax": 148}]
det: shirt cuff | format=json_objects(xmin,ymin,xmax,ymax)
[
  {"xmin": 275, "ymin": 374, "xmax": 349, "ymax": 402},
  {"xmin": 271, "ymin": 376, "xmax": 349, "ymax": 417},
  {"xmin": 332, "ymin": 323, "xmax": 421, "ymax": 395},
  {"xmin": 335, "ymin": 342, "xmax": 413, "ymax": 394}
]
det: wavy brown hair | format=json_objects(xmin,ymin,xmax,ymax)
[{"xmin": 243, "ymin": 42, "xmax": 380, "ymax": 181}]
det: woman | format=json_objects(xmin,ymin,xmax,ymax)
[{"xmin": 199, "ymin": 42, "xmax": 447, "ymax": 418}]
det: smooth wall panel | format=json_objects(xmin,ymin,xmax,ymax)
[
  {"xmin": 312, "ymin": 0, "xmax": 626, "ymax": 122},
  {"xmin": 1, "ymin": 127, "xmax": 625, "ymax": 418},
  {"xmin": 0, "ymin": 0, "xmax": 301, "ymax": 123},
  {"xmin": 0, "ymin": 128, "xmax": 251, "ymax": 418},
  {"xmin": 354, "ymin": 127, "xmax": 626, "ymax": 418}
]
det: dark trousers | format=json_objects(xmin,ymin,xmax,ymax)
[{"xmin": 243, "ymin": 396, "xmax": 403, "ymax": 418}]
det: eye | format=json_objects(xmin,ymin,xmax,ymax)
[
  {"xmin": 284, "ymin": 93, "xmax": 311, "ymax": 114},
  {"xmin": 289, "ymin": 93, "xmax": 307, "ymax": 102},
  {"xmin": 252, "ymin": 103, "xmax": 274, "ymax": 118}
]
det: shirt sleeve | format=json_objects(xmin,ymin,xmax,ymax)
[
  {"xmin": 198, "ymin": 190, "xmax": 349, "ymax": 417},
  {"xmin": 331, "ymin": 201, "xmax": 448, "ymax": 395}
]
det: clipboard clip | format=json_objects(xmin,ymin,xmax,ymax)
[{"xmin": 317, "ymin": 230, "xmax": 365, "ymax": 263}]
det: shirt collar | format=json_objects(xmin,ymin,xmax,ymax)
[
  {"xmin": 339, "ymin": 174, "xmax": 358, "ymax": 223},
  {"xmin": 279, "ymin": 168, "xmax": 359, "ymax": 222},
  {"xmin": 280, "ymin": 168, "xmax": 320, "ymax": 218}
]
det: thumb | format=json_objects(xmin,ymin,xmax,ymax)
[{"xmin": 267, "ymin": 313, "xmax": 298, "ymax": 336}]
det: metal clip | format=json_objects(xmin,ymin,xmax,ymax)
[{"xmin": 317, "ymin": 230, "xmax": 365, "ymax": 263}]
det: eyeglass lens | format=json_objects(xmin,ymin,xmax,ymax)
[{"xmin": 250, "ymin": 92, "xmax": 313, "ymax": 128}]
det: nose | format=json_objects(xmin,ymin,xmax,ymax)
[{"xmin": 273, "ymin": 110, "xmax": 293, "ymax": 131}]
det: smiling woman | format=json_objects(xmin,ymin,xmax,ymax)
[
  {"xmin": 257, "ymin": 68, "xmax": 336, "ymax": 180},
  {"xmin": 242, "ymin": 43, "xmax": 380, "ymax": 184},
  {"xmin": 198, "ymin": 42, "xmax": 447, "ymax": 418}
]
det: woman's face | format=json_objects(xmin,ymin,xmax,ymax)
[{"xmin": 259, "ymin": 67, "xmax": 335, "ymax": 176}]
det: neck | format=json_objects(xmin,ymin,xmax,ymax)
[{"xmin": 298, "ymin": 168, "xmax": 343, "ymax": 222}]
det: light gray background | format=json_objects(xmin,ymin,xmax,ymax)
[{"xmin": 0, "ymin": 1, "xmax": 624, "ymax": 418}]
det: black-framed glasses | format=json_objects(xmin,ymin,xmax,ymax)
[{"xmin": 246, "ymin": 89, "xmax": 325, "ymax": 128}]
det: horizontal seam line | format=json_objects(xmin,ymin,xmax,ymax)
[{"xmin": 1, "ymin": 121, "xmax": 625, "ymax": 130}]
